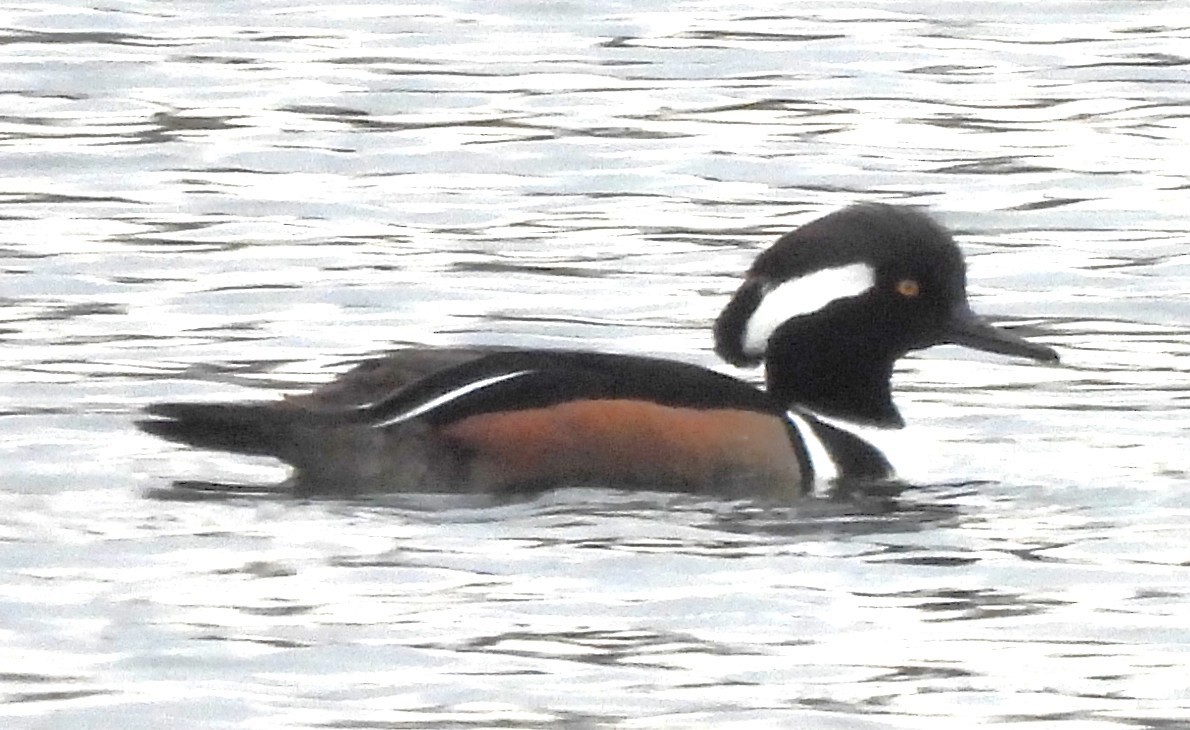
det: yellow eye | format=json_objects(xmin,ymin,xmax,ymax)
[{"xmin": 895, "ymin": 279, "xmax": 921, "ymax": 298}]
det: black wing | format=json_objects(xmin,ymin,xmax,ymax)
[{"xmin": 360, "ymin": 349, "xmax": 784, "ymax": 428}]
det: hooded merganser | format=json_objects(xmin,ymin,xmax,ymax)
[{"xmin": 139, "ymin": 203, "xmax": 1058, "ymax": 498}]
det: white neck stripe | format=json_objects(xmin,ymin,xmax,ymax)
[
  {"xmin": 742, "ymin": 263, "xmax": 876, "ymax": 356},
  {"xmin": 373, "ymin": 369, "xmax": 533, "ymax": 428}
]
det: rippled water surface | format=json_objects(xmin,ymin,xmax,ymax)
[{"xmin": 3, "ymin": 1, "xmax": 1189, "ymax": 728}]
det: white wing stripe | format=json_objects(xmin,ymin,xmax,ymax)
[{"xmin": 373, "ymin": 369, "xmax": 533, "ymax": 428}]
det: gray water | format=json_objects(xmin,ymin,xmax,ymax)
[{"xmin": 3, "ymin": 1, "xmax": 1189, "ymax": 728}]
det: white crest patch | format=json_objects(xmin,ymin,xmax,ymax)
[
  {"xmin": 373, "ymin": 369, "xmax": 533, "ymax": 428},
  {"xmin": 742, "ymin": 263, "xmax": 876, "ymax": 356}
]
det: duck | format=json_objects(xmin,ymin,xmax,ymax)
[{"xmin": 138, "ymin": 203, "xmax": 1059, "ymax": 498}]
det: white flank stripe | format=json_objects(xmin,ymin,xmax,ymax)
[
  {"xmin": 374, "ymin": 369, "xmax": 533, "ymax": 428},
  {"xmin": 786, "ymin": 411, "xmax": 838, "ymax": 492},
  {"xmin": 742, "ymin": 263, "xmax": 876, "ymax": 356}
]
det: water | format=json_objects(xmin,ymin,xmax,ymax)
[{"xmin": 3, "ymin": 1, "xmax": 1189, "ymax": 727}]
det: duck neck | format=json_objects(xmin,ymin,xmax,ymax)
[{"xmin": 765, "ymin": 347, "xmax": 902, "ymax": 428}]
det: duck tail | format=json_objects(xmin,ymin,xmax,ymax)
[{"xmin": 138, "ymin": 402, "xmax": 300, "ymax": 459}]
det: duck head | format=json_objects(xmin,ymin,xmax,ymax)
[{"xmin": 714, "ymin": 203, "xmax": 1059, "ymax": 427}]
